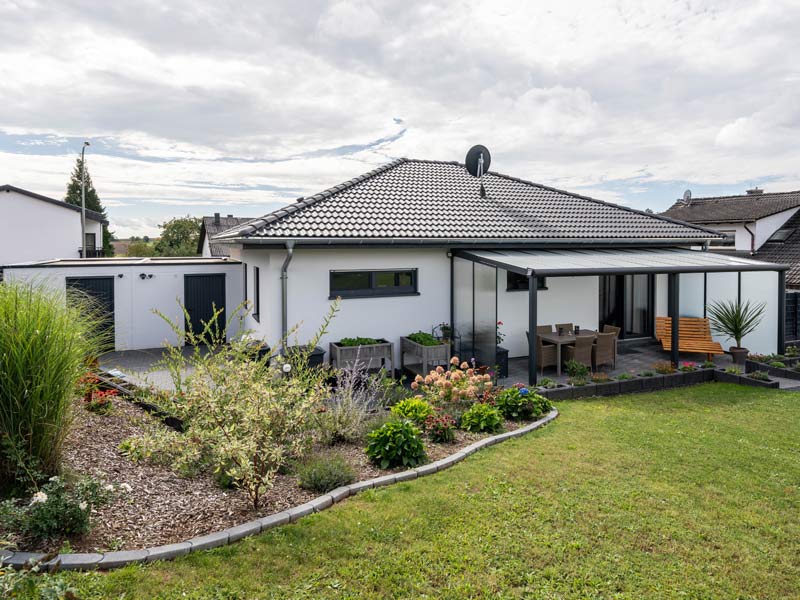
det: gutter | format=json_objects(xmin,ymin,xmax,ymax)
[
  {"xmin": 743, "ymin": 223, "xmax": 756, "ymax": 255},
  {"xmin": 280, "ymin": 241, "xmax": 295, "ymax": 339}
]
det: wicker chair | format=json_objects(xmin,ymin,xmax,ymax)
[
  {"xmin": 536, "ymin": 334, "xmax": 558, "ymax": 375},
  {"xmin": 601, "ymin": 324, "xmax": 621, "ymax": 364},
  {"xmin": 593, "ymin": 332, "xmax": 616, "ymax": 370},
  {"xmin": 556, "ymin": 323, "xmax": 574, "ymax": 334},
  {"xmin": 536, "ymin": 325, "xmax": 554, "ymax": 334},
  {"xmin": 564, "ymin": 335, "xmax": 593, "ymax": 370}
]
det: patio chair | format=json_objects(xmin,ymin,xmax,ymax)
[
  {"xmin": 536, "ymin": 334, "xmax": 558, "ymax": 375},
  {"xmin": 593, "ymin": 332, "xmax": 616, "ymax": 370},
  {"xmin": 536, "ymin": 325, "xmax": 554, "ymax": 334},
  {"xmin": 602, "ymin": 324, "xmax": 621, "ymax": 364},
  {"xmin": 556, "ymin": 323, "xmax": 574, "ymax": 334},
  {"xmin": 564, "ymin": 334, "xmax": 593, "ymax": 370}
]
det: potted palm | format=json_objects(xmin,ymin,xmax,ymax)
[{"xmin": 707, "ymin": 299, "xmax": 766, "ymax": 366}]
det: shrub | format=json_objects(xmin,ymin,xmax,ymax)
[
  {"xmin": 537, "ymin": 377, "xmax": 558, "ymax": 389},
  {"xmin": 591, "ymin": 372, "xmax": 611, "ymax": 383},
  {"xmin": 0, "ymin": 476, "xmax": 113, "ymax": 542},
  {"xmin": 785, "ymin": 345, "xmax": 799, "ymax": 357},
  {"xmin": 565, "ymin": 359, "xmax": 589, "ymax": 379},
  {"xmin": 390, "ymin": 398, "xmax": 434, "ymax": 424},
  {"xmin": 84, "ymin": 389, "xmax": 117, "ymax": 415},
  {"xmin": 460, "ymin": 403, "xmax": 503, "ymax": 433},
  {"xmin": 616, "ymin": 373, "xmax": 634, "ymax": 380},
  {"xmin": 0, "ymin": 282, "xmax": 109, "ymax": 490},
  {"xmin": 411, "ymin": 357, "xmax": 494, "ymax": 408},
  {"xmin": 366, "ymin": 420, "xmax": 427, "ymax": 469},
  {"xmin": 640, "ymin": 370, "xmax": 655, "ymax": 377},
  {"xmin": 0, "ymin": 561, "xmax": 77, "ymax": 599},
  {"xmin": 748, "ymin": 353, "xmax": 769, "ymax": 363},
  {"xmin": 406, "ymin": 331, "xmax": 443, "ymax": 346},
  {"xmin": 424, "ymin": 412, "xmax": 456, "ymax": 443},
  {"xmin": 568, "ymin": 376, "xmax": 589, "ymax": 386},
  {"xmin": 701, "ymin": 360, "xmax": 716, "ymax": 369},
  {"xmin": 678, "ymin": 362, "xmax": 697, "ymax": 372},
  {"xmin": 337, "ymin": 337, "xmax": 381, "ymax": 347},
  {"xmin": 653, "ymin": 361, "xmax": 676, "ymax": 374},
  {"xmin": 313, "ymin": 362, "xmax": 387, "ymax": 445},
  {"xmin": 724, "ymin": 366, "xmax": 742, "ymax": 374},
  {"xmin": 494, "ymin": 386, "xmax": 548, "ymax": 421},
  {"xmin": 748, "ymin": 370, "xmax": 771, "ymax": 382},
  {"xmin": 768, "ymin": 361, "xmax": 786, "ymax": 368},
  {"xmin": 297, "ymin": 454, "xmax": 356, "ymax": 493}
]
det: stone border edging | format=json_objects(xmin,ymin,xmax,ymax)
[{"xmin": 1, "ymin": 409, "xmax": 560, "ymax": 573}]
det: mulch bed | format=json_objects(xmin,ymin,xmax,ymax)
[{"xmin": 28, "ymin": 398, "xmax": 526, "ymax": 553}]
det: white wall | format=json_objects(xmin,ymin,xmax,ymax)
[
  {"xmin": 498, "ymin": 273, "xmax": 599, "ymax": 358},
  {"xmin": 754, "ymin": 207, "xmax": 799, "ymax": 249},
  {"xmin": 240, "ymin": 248, "xmax": 451, "ymax": 366},
  {"xmin": 0, "ymin": 189, "xmax": 104, "ymax": 264},
  {"xmin": 4, "ymin": 261, "xmax": 243, "ymax": 351}
]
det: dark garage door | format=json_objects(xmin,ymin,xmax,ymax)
[
  {"xmin": 66, "ymin": 276, "xmax": 115, "ymax": 343},
  {"xmin": 184, "ymin": 274, "xmax": 226, "ymax": 343}
]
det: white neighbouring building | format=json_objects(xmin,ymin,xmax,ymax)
[
  {"xmin": 0, "ymin": 185, "xmax": 107, "ymax": 264},
  {"xmin": 210, "ymin": 158, "xmax": 788, "ymax": 384}
]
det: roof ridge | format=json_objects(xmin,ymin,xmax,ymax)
[
  {"xmin": 487, "ymin": 171, "xmax": 722, "ymax": 237},
  {"xmin": 688, "ymin": 190, "xmax": 800, "ymax": 202},
  {"xmin": 218, "ymin": 158, "xmax": 409, "ymax": 239},
  {"xmin": 1, "ymin": 184, "xmax": 109, "ymax": 223}
]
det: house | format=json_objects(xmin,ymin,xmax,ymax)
[
  {"xmin": 0, "ymin": 185, "xmax": 107, "ymax": 264},
  {"xmin": 212, "ymin": 157, "xmax": 788, "ymax": 384},
  {"xmin": 198, "ymin": 214, "xmax": 254, "ymax": 258},
  {"xmin": 663, "ymin": 187, "xmax": 800, "ymax": 342}
]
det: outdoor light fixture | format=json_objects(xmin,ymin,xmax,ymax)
[{"xmin": 80, "ymin": 141, "xmax": 90, "ymax": 257}]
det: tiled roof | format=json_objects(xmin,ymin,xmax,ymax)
[
  {"xmin": 662, "ymin": 190, "xmax": 800, "ymax": 224},
  {"xmin": 714, "ymin": 208, "xmax": 800, "ymax": 287},
  {"xmin": 214, "ymin": 159, "xmax": 716, "ymax": 243},
  {"xmin": 1, "ymin": 184, "xmax": 108, "ymax": 224},
  {"xmin": 199, "ymin": 215, "xmax": 255, "ymax": 256}
]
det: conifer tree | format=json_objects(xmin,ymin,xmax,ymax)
[{"xmin": 64, "ymin": 157, "xmax": 114, "ymax": 255}]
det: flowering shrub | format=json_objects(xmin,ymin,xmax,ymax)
[
  {"xmin": 495, "ymin": 386, "xmax": 551, "ymax": 421},
  {"xmin": 678, "ymin": 362, "xmax": 697, "ymax": 372},
  {"xmin": 411, "ymin": 357, "xmax": 493, "ymax": 408},
  {"xmin": 0, "ymin": 476, "xmax": 114, "ymax": 542},
  {"xmin": 701, "ymin": 360, "xmax": 716, "ymax": 369},
  {"xmin": 365, "ymin": 420, "xmax": 427, "ymax": 469},
  {"xmin": 424, "ymin": 412, "xmax": 456, "ymax": 443},
  {"xmin": 460, "ymin": 403, "xmax": 503, "ymax": 433},
  {"xmin": 748, "ymin": 353, "xmax": 769, "ymax": 363},
  {"xmin": 84, "ymin": 388, "xmax": 117, "ymax": 414},
  {"xmin": 390, "ymin": 398, "xmax": 434, "ymax": 424}
]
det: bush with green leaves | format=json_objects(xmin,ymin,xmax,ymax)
[
  {"xmin": 0, "ymin": 476, "xmax": 113, "ymax": 543},
  {"xmin": 337, "ymin": 337, "xmax": 381, "ymax": 347},
  {"xmin": 769, "ymin": 361, "xmax": 786, "ymax": 368},
  {"xmin": 460, "ymin": 403, "xmax": 503, "ymax": 433},
  {"xmin": 616, "ymin": 373, "xmax": 634, "ymax": 380},
  {"xmin": 297, "ymin": 454, "xmax": 356, "ymax": 493},
  {"xmin": 423, "ymin": 412, "xmax": 456, "ymax": 443},
  {"xmin": 785, "ymin": 345, "xmax": 800, "ymax": 357},
  {"xmin": 0, "ymin": 282, "xmax": 110, "ymax": 491},
  {"xmin": 748, "ymin": 370, "xmax": 771, "ymax": 382},
  {"xmin": 406, "ymin": 331, "xmax": 443, "ymax": 346},
  {"xmin": 365, "ymin": 419, "xmax": 427, "ymax": 469},
  {"xmin": 0, "ymin": 561, "xmax": 77, "ymax": 600},
  {"xmin": 564, "ymin": 359, "xmax": 589, "ymax": 380},
  {"xmin": 390, "ymin": 398, "xmax": 434, "ymax": 424},
  {"xmin": 495, "ymin": 386, "xmax": 536, "ymax": 421}
]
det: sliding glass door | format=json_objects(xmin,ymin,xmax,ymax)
[{"xmin": 599, "ymin": 274, "xmax": 653, "ymax": 339}]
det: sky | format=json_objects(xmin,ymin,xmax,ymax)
[{"xmin": 1, "ymin": 0, "xmax": 799, "ymax": 238}]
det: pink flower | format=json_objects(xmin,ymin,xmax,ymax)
[
  {"xmin": 450, "ymin": 357, "xmax": 460, "ymax": 366},
  {"xmin": 460, "ymin": 362, "xmax": 469, "ymax": 370},
  {"xmin": 436, "ymin": 366, "xmax": 445, "ymax": 374},
  {"xmin": 411, "ymin": 381, "xmax": 419, "ymax": 390}
]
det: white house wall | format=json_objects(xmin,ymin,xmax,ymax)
[
  {"xmin": 498, "ymin": 273, "xmax": 599, "ymax": 358},
  {"xmin": 4, "ymin": 263, "xmax": 243, "ymax": 351},
  {"xmin": 754, "ymin": 207, "xmax": 799, "ymax": 249},
  {"xmin": 241, "ymin": 248, "xmax": 451, "ymax": 366},
  {"xmin": 0, "ymin": 189, "xmax": 103, "ymax": 264}
]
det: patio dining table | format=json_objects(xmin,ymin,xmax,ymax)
[{"xmin": 539, "ymin": 330, "xmax": 597, "ymax": 376}]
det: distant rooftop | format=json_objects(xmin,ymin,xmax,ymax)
[
  {"xmin": 662, "ymin": 189, "xmax": 800, "ymax": 224},
  {"xmin": 199, "ymin": 214, "xmax": 255, "ymax": 256},
  {"xmin": 3, "ymin": 256, "xmax": 240, "ymax": 269}
]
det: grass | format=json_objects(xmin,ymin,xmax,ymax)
[{"xmin": 67, "ymin": 384, "xmax": 800, "ymax": 599}]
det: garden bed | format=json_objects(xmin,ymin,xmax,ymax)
[{"xmin": 13, "ymin": 395, "xmax": 530, "ymax": 554}]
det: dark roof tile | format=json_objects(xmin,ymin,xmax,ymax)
[{"xmin": 662, "ymin": 190, "xmax": 800, "ymax": 223}]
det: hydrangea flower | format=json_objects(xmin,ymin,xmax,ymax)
[
  {"xmin": 30, "ymin": 491, "xmax": 48, "ymax": 505},
  {"xmin": 519, "ymin": 387, "xmax": 530, "ymax": 396}
]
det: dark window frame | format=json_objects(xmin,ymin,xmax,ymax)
[
  {"xmin": 505, "ymin": 271, "xmax": 547, "ymax": 291},
  {"xmin": 329, "ymin": 268, "xmax": 419, "ymax": 299},
  {"xmin": 252, "ymin": 265, "xmax": 260, "ymax": 322}
]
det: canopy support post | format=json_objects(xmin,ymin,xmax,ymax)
[
  {"xmin": 528, "ymin": 274, "xmax": 538, "ymax": 386},
  {"xmin": 778, "ymin": 270, "xmax": 786, "ymax": 354},
  {"xmin": 668, "ymin": 273, "xmax": 680, "ymax": 367}
]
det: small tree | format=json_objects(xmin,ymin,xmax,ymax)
[
  {"xmin": 707, "ymin": 299, "xmax": 766, "ymax": 349},
  {"xmin": 127, "ymin": 240, "xmax": 156, "ymax": 257},
  {"xmin": 64, "ymin": 157, "xmax": 114, "ymax": 256},
  {"xmin": 155, "ymin": 216, "xmax": 201, "ymax": 256}
]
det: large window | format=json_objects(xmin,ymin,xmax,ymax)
[
  {"xmin": 506, "ymin": 271, "xmax": 547, "ymax": 291},
  {"xmin": 252, "ymin": 266, "xmax": 260, "ymax": 322},
  {"xmin": 330, "ymin": 269, "xmax": 418, "ymax": 299}
]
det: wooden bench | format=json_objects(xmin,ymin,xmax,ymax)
[{"xmin": 655, "ymin": 316, "xmax": 724, "ymax": 361}]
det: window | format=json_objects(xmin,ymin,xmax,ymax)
[
  {"xmin": 84, "ymin": 232, "xmax": 96, "ymax": 249},
  {"xmin": 330, "ymin": 269, "xmax": 418, "ymax": 298},
  {"xmin": 709, "ymin": 230, "xmax": 736, "ymax": 247},
  {"xmin": 252, "ymin": 266, "xmax": 260, "ymax": 322},
  {"xmin": 506, "ymin": 271, "xmax": 547, "ymax": 291},
  {"xmin": 767, "ymin": 228, "xmax": 795, "ymax": 243}
]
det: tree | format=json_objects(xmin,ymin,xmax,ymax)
[
  {"xmin": 126, "ymin": 241, "xmax": 156, "ymax": 257},
  {"xmin": 64, "ymin": 157, "xmax": 115, "ymax": 256},
  {"xmin": 155, "ymin": 216, "xmax": 201, "ymax": 257}
]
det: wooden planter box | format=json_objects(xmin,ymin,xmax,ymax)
[
  {"xmin": 400, "ymin": 336, "xmax": 450, "ymax": 377},
  {"xmin": 330, "ymin": 339, "xmax": 393, "ymax": 372}
]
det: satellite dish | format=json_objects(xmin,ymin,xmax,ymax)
[
  {"xmin": 465, "ymin": 145, "xmax": 491, "ymax": 177},
  {"xmin": 683, "ymin": 189, "xmax": 692, "ymax": 206}
]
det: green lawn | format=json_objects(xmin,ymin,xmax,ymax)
[{"xmin": 68, "ymin": 384, "xmax": 800, "ymax": 599}]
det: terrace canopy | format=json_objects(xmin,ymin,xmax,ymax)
[{"xmin": 452, "ymin": 247, "xmax": 788, "ymax": 384}]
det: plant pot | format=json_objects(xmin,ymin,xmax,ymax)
[
  {"xmin": 495, "ymin": 346, "xmax": 509, "ymax": 379},
  {"xmin": 617, "ymin": 378, "xmax": 642, "ymax": 394},
  {"xmin": 400, "ymin": 336, "xmax": 450, "ymax": 377},
  {"xmin": 330, "ymin": 339, "xmax": 393, "ymax": 372},
  {"xmin": 593, "ymin": 381, "xmax": 620, "ymax": 396},
  {"xmin": 729, "ymin": 347, "xmax": 749, "ymax": 366}
]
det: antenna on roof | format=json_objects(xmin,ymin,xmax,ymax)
[
  {"xmin": 465, "ymin": 145, "xmax": 491, "ymax": 198},
  {"xmin": 682, "ymin": 189, "xmax": 692, "ymax": 206}
]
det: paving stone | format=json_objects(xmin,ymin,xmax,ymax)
[
  {"xmin": 370, "ymin": 474, "xmax": 397, "ymax": 488},
  {"xmin": 286, "ymin": 502, "xmax": 316, "ymax": 522},
  {"xmin": 223, "ymin": 520, "xmax": 262, "ymax": 543},
  {"xmin": 348, "ymin": 480, "xmax": 375, "ymax": 494},
  {"xmin": 414, "ymin": 463, "xmax": 439, "ymax": 477},
  {"xmin": 145, "ymin": 543, "xmax": 192, "ymax": 563},
  {"xmin": 188, "ymin": 530, "xmax": 230, "ymax": 551},
  {"xmin": 258, "ymin": 511, "xmax": 291, "ymax": 531},
  {"xmin": 45, "ymin": 553, "xmax": 103, "ymax": 571},
  {"xmin": 309, "ymin": 495, "xmax": 334, "ymax": 512},
  {"xmin": 97, "ymin": 550, "xmax": 149, "ymax": 569},
  {"xmin": 328, "ymin": 486, "xmax": 351, "ymax": 502},
  {"xmin": 3, "ymin": 552, "xmax": 45, "ymax": 568},
  {"xmin": 394, "ymin": 469, "xmax": 417, "ymax": 482},
  {"xmin": 0, "ymin": 549, "xmax": 14, "ymax": 565}
]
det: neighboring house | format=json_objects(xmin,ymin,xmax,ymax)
[
  {"xmin": 198, "ymin": 214, "xmax": 254, "ymax": 258},
  {"xmin": 663, "ymin": 188, "xmax": 800, "ymax": 342},
  {"xmin": 212, "ymin": 158, "xmax": 788, "ymax": 383},
  {"xmin": 0, "ymin": 185, "xmax": 107, "ymax": 264}
]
